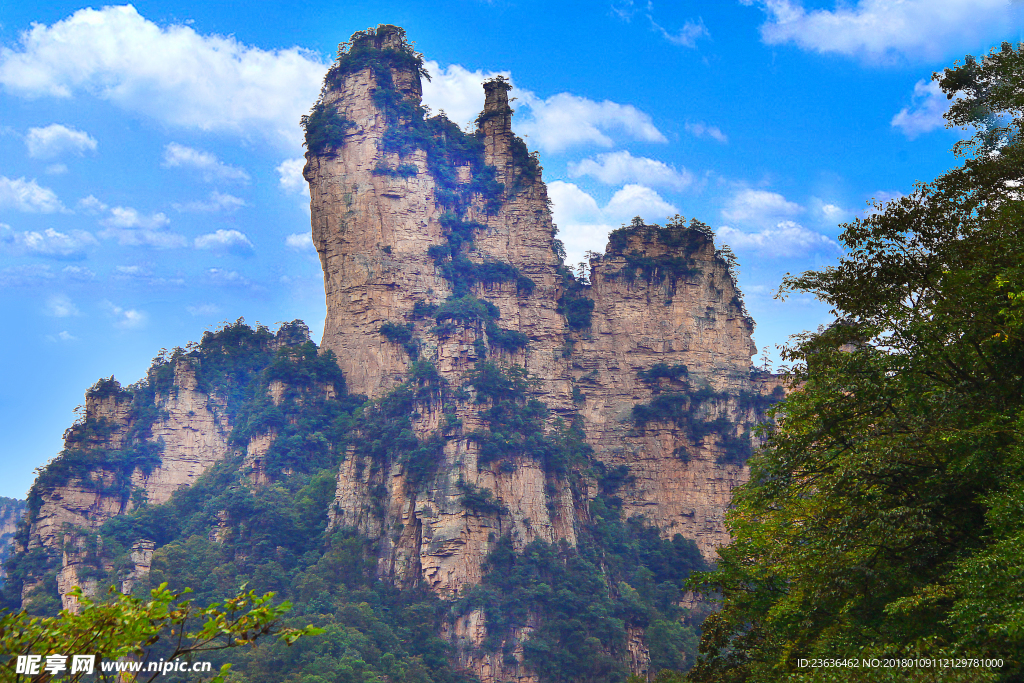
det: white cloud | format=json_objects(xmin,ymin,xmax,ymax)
[
  {"xmin": 61, "ymin": 265, "xmax": 95, "ymax": 280},
  {"xmin": 649, "ymin": 16, "xmax": 710, "ymax": 48},
  {"xmin": 102, "ymin": 300, "xmax": 146, "ymax": 329},
  {"xmin": 78, "ymin": 195, "xmax": 108, "ymax": 213},
  {"xmin": 285, "ymin": 233, "xmax": 311, "ymax": 250},
  {"xmin": 685, "ymin": 121, "xmax": 728, "ymax": 143},
  {"xmin": 45, "ymin": 294, "xmax": 80, "ymax": 317},
  {"xmin": 722, "ymin": 188, "xmax": 803, "ymax": 226},
  {"xmin": 101, "ymin": 206, "xmax": 170, "ymax": 229},
  {"xmin": 0, "ymin": 264, "xmax": 55, "ymax": 286},
  {"xmin": 194, "ymin": 229, "xmax": 254, "ymax": 253},
  {"xmin": 548, "ymin": 180, "xmax": 679, "ymax": 265},
  {"xmin": 605, "ymin": 184, "xmax": 679, "ymax": 221},
  {"xmin": 0, "ymin": 176, "xmax": 66, "ymax": 213},
  {"xmin": 98, "ymin": 206, "xmax": 185, "ymax": 248},
  {"xmin": 276, "ymin": 158, "xmax": 308, "ymax": 196},
  {"xmin": 173, "ymin": 191, "xmax": 246, "ymax": 213},
  {"xmin": 421, "ymin": 61, "xmax": 511, "ymax": 128},
  {"xmin": 1, "ymin": 224, "xmax": 98, "ymax": 259},
  {"xmin": 46, "ymin": 163, "xmax": 68, "ymax": 175},
  {"xmin": 891, "ymin": 79, "xmax": 952, "ymax": 139},
  {"xmin": 0, "ymin": 5, "xmax": 327, "ymax": 148},
  {"xmin": 25, "ymin": 123, "xmax": 97, "ymax": 159},
  {"xmin": 741, "ymin": 0, "xmax": 1020, "ymax": 62},
  {"xmin": 45, "ymin": 330, "xmax": 78, "ymax": 343},
  {"xmin": 516, "ymin": 92, "xmax": 666, "ymax": 152},
  {"xmin": 418, "ymin": 59, "xmax": 665, "ymax": 153},
  {"xmin": 568, "ymin": 151, "xmax": 694, "ymax": 191},
  {"xmin": 162, "ymin": 143, "xmax": 250, "ymax": 183},
  {"xmin": 187, "ymin": 303, "xmax": 221, "ymax": 316},
  {"xmin": 206, "ymin": 267, "xmax": 258, "ymax": 289},
  {"xmin": 717, "ymin": 221, "xmax": 838, "ymax": 257}
]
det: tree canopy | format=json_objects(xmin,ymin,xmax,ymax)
[{"xmin": 690, "ymin": 43, "xmax": 1024, "ymax": 683}]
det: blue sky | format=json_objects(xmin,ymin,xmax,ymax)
[{"xmin": 1, "ymin": 0, "xmax": 1021, "ymax": 499}]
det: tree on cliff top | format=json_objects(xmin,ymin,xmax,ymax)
[{"xmin": 690, "ymin": 42, "xmax": 1024, "ymax": 682}]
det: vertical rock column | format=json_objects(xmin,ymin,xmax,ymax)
[{"xmin": 305, "ymin": 30, "xmax": 450, "ymax": 399}]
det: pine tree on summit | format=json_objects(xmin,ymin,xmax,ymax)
[{"xmin": 691, "ymin": 42, "xmax": 1024, "ymax": 683}]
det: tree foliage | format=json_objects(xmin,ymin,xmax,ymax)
[
  {"xmin": 0, "ymin": 583, "xmax": 315, "ymax": 682},
  {"xmin": 690, "ymin": 44, "xmax": 1024, "ymax": 683}
]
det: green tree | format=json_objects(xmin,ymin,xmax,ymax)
[
  {"xmin": 0, "ymin": 584, "xmax": 317, "ymax": 682},
  {"xmin": 690, "ymin": 43, "xmax": 1024, "ymax": 683}
]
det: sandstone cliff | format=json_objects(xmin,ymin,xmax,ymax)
[
  {"xmin": 305, "ymin": 26, "xmax": 781, "ymax": 681},
  {"xmin": 0, "ymin": 498, "xmax": 26, "ymax": 581},
  {"xmin": 9, "ymin": 323, "xmax": 313, "ymax": 611}
]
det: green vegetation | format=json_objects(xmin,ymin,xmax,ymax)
[
  {"xmin": 301, "ymin": 100, "xmax": 355, "ymax": 155},
  {"xmin": 1, "ymin": 583, "xmax": 316, "ymax": 682},
  {"xmin": 637, "ymin": 363, "xmax": 689, "ymax": 388},
  {"xmin": 457, "ymin": 469, "xmax": 707, "ymax": 683},
  {"xmin": 604, "ymin": 218, "xmax": 708, "ymax": 286},
  {"xmin": 691, "ymin": 44, "xmax": 1024, "ymax": 683},
  {"xmin": 380, "ymin": 321, "xmax": 420, "ymax": 358},
  {"xmin": 373, "ymin": 162, "xmax": 419, "ymax": 177},
  {"xmin": 557, "ymin": 264, "xmax": 595, "ymax": 331}
]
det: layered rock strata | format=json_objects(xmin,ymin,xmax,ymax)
[
  {"xmin": 309, "ymin": 27, "xmax": 779, "ymax": 682},
  {"xmin": 16, "ymin": 326, "xmax": 313, "ymax": 610}
]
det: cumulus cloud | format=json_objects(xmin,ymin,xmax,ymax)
[
  {"xmin": 25, "ymin": 123, "xmax": 97, "ymax": 159},
  {"xmin": 98, "ymin": 206, "xmax": 185, "ymax": 248},
  {"xmin": 808, "ymin": 197, "xmax": 852, "ymax": 225},
  {"xmin": 173, "ymin": 191, "xmax": 246, "ymax": 213},
  {"xmin": 685, "ymin": 121, "xmax": 728, "ymax": 143},
  {"xmin": 0, "ymin": 176, "xmax": 66, "ymax": 213},
  {"xmin": 741, "ymin": 0, "xmax": 1020, "ymax": 63},
  {"xmin": 568, "ymin": 151, "xmax": 694, "ymax": 191},
  {"xmin": 45, "ymin": 294, "xmax": 80, "ymax": 317},
  {"xmin": 418, "ymin": 59, "xmax": 665, "ymax": 153},
  {"xmin": 421, "ymin": 61, "xmax": 511, "ymax": 128},
  {"xmin": 516, "ymin": 92, "xmax": 666, "ymax": 152},
  {"xmin": 206, "ymin": 267, "xmax": 259, "ymax": 289},
  {"xmin": 194, "ymin": 229, "xmax": 254, "ymax": 254},
  {"xmin": 717, "ymin": 221, "xmax": 838, "ymax": 258},
  {"xmin": 162, "ymin": 143, "xmax": 250, "ymax": 183},
  {"xmin": 548, "ymin": 180, "xmax": 679, "ymax": 265},
  {"xmin": 78, "ymin": 195, "xmax": 108, "ymax": 213},
  {"xmin": 276, "ymin": 158, "xmax": 308, "ymax": 196},
  {"xmin": 0, "ymin": 5, "xmax": 327, "ymax": 148},
  {"xmin": 722, "ymin": 188, "xmax": 803, "ymax": 226},
  {"xmin": 102, "ymin": 300, "xmax": 146, "ymax": 329},
  {"xmin": 285, "ymin": 233, "xmax": 312, "ymax": 250},
  {"xmin": 891, "ymin": 79, "xmax": 952, "ymax": 139},
  {"xmin": 1, "ymin": 224, "xmax": 98, "ymax": 259},
  {"xmin": 61, "ymin": 265, "xmax": 95, "ymax": 280}
]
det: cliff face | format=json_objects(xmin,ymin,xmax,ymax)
[
  {"xmin": 307, "ymin": 26, "xmax": 778, "ymax": 682},
  {"xmin": 13, "ymin": 324, "xmax": 313, "ymax": 611},
  {"xmin": 0, "ymin": 498, "xmax": 26, "ymax": 581}
]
